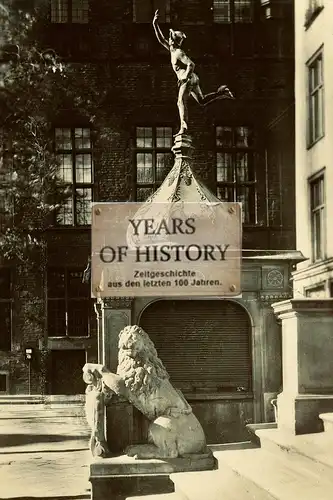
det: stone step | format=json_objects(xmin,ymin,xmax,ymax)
[
  {"xmin": 0, "ymin": 395, "xmax": 44, "ymax": 404},
  {"xmin": 256, "ymin": 427, "xmax": 333, "ymax": 476},
  {"xmin": 0, "ymin": 402, "xmax": 86, "ymax": 418},
  {"xmin": 127, "ymin": 494, "xmax": 178, "ymax": 500},
  {"xmin": 0, "ymin": 409, "xmax": 88, "ymax": 423},
  {"xmin": 0, "ymin": 394, "xmax": 85, "ymax": 405},
  {"xmin": 172, "ymin": 467, "xmax": 275, "ymax": 500},
  {"xmin": 319, "ymin": 412, "xmax": 333, "ymax": 434},
  {"xmin": 214, "ymin": 447, "xmax": 333, "ymax": 500},
  {"xmin": 44, "ymin": 394, "xmax": 86, "ymax": 406},
  {"xmin": 246, "ymin": 423, "xmax": 278, "ymax": 446}
]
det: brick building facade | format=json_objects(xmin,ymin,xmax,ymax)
[{"xmin": 1, "ymin": 0, "xmax": 296, "ymax": 442}]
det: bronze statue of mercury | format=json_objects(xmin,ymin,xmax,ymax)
[{"xmin": 152, "ymin": 10, "xmax": 234, "ymax": 136}]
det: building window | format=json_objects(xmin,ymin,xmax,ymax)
[
  {"xmin": 55, "ymin": 127, "xmax": 93, "ymax": 226},
  {"xmin": 0, "ymin": 269, "xmax": 11, "ymax": 351},
  {"xmin": 215, "ymin": 126, "xmax": 256, "ymax": 224},
  {"xmin": 308, "ymin": 52, "xmax": 324, "ymax": 145},
  {"xmin": 310, "ymin": 175, "xmax": 325, "ymax": 262},
  {"xmin": 133, "ymin": 0, "xmax": 170, "ymax": 23},
  {"xmin": 305, "ymin": 284, "xmax": 326, "ymax": 298},
  {"xmin": 213, "ymin": 0, "xmax": 253, "ymax": 23},
  {"xmin": 260, "ymin": 0, "xmax": 287, "ymax": 20},
  {"xmin": 135, "ymin": 126, "xmax": 173, "ymax": 201},
  {"xmin": 51, "ymin": 0, "xmax": 89, "ymax": 24},
  {"xmin": 47, "ymin": 268, "xmax": 96, "ymax": 338},
  {"xmin": 260, "ymin": 0, "xmax": 272, "ymax": 19},
  {"xmin": 305, "ymin": 0, "xmax": 324, "ymax": 29}
]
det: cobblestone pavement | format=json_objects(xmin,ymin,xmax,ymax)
[{"xmin": 0, "ymin": 404, "xmax": 92, "ymax": 500}]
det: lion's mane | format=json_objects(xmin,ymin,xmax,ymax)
[{"xmin": 116, "ymin": 325, "xmax": 169, "ymax": 397}]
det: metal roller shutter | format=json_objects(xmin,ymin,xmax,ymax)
[{"xmin": 140, "ymin": 300, "xmax": 251, "ymax": 394}]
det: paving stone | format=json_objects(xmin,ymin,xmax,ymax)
[{"xmin": 0, "ymin": 404, "xmax": 92, "ymax": 499}]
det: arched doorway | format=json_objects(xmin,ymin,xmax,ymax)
[{"xmin": 139, "ymin": 299, "xmax": 253, "ymax": 443}]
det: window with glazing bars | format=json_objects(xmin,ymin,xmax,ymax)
[
  {"xmin": 51, "ymin": 0, "xmax": 89, "ymax": 23},
  {"xmin": 135, "ymin": 126, "xmax": 173, "ymax": 201},
  {"xmin": 310, "ymin": 175, "xmax": 325, "ymax": 262},
  {"xmin": 133, "ymin": 0, "xmax": 170, "ymax": 23},
  {"xmin": 55, "ymin": 127, "xmax": 93, "ymax": 225},
  {"xmin": 47, "ymin": 268, "xmax": 96, "ymax": 337},
  {"xmin": 308, "ymin": 52, "xmax": 324, "ymax": 145},
  {"xmin": 216, "ymin": 126, "xmax": 256, "ymax": 224},
  {"xmin": 213, "ymin": 0, "xmax": 253, "ymax": 23}
]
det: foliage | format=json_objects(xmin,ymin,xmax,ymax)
[
  {"xmin": 0, "ymin": 0, "xmax": 104, "ymax": 263},
  {"xmin": 0, "ymin": 1, "xmax": 71, "ymax": 262}
]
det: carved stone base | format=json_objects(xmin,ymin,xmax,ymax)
[
  {"xmin": 89, "ymin": 474, "xmax": 173, "ymax": 500},
  {"xmin": 89, "ymin": 453, "xmax": 217, "ymax": 500}
]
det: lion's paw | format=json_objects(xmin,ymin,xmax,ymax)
[
  {"xmin": 91, "ymin": 437, "xmax": 109, "ymax": 458},
  {"xmin": 125, "ymin": 444, "xmax": 140, "ymax": 458},
  {"xmin": 125, "ymin": 443, "xmax": 168, "ymax": 459}
]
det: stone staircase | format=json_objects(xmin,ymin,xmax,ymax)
[
  {"xmin": 0, "ymin": 395, "xmax": 88, "ymax": 426},
  {"xmin": 127, "ymin": 413, "xmax": 333, "ymax": 500},
  {"xmin": 0, "ymin": 395, "xmax": 90, "ymax": 454}
]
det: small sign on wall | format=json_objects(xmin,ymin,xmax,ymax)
[{"xmin": 91, "ymin": 202, "xmax": 242, "ymax": 298}]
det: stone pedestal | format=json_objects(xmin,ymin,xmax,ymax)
[
  {"xmin": 89, "ymin": 454, "xmax": 217, "ymax": 500},
  {"xmin": 272, "ymin": 299, "xmax": 333, "ymax": 435}
]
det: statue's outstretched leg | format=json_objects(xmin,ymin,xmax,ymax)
[
  {"xmin": 191, "ymin": 83, "xmax": 234, "ymax": 106},
  {"xmin": 176, "ymin": 82, "xmax": 190, "ymax": 135}
]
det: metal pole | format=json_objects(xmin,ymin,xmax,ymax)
[{"xmin": 28, "ymin": 361, "xmax": 31, "ymax": 395}]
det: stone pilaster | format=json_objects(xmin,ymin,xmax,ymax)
[
  {"xmin": 95, "ymin": 298, "xmax": 133, "ymax": 456},
  {"xmin": 272, "ymin": 298, "xmax": 333, "ymax": 434},
  {"xmin": 97, "ymin": 298, "xmax": 132, "ymax": 370},
  {"xmin": 94, "ymin": 300, "xmax": 103, "ymax": 364}
]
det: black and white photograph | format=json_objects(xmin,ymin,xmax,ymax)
[{"xmin": 1, "ymin": 1, "xmax": 333, "ymax": 499}]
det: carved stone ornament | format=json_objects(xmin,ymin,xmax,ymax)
[
  {"xmin": 267, "ymin": 269, "xmax": 284, "ymax": 288},
  {"xmin": 260, "ymin": 292, "xmax": 292, "ymax": 304},
  {"xmin": 102, "ymin": 297, "xmax": 133, "ymax": 309},
  {"xmin": 83, "ymin": 325, "xmax": 211, "ymax": 460}
]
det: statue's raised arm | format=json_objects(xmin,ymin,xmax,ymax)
[{"xmin": 152, "ymin": 10, "xmax": 169, "ymax": 50}]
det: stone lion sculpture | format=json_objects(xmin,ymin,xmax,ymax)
[{"xmin": 83, "ymin": 325, "xmax": 209, "ymax": 460}]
